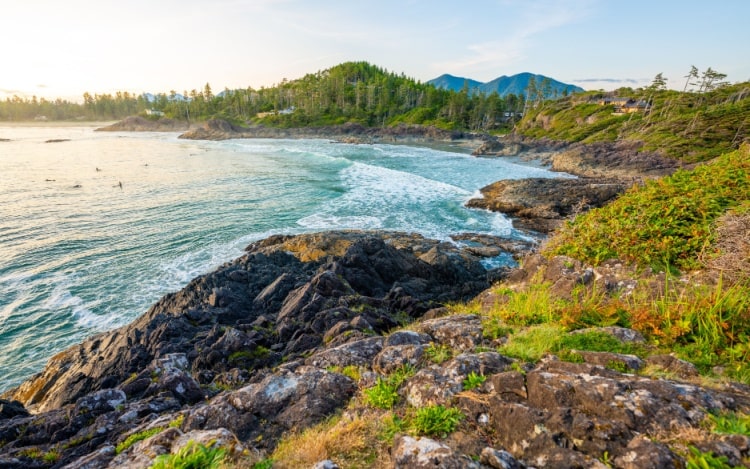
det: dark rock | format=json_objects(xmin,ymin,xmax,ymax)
[
  {"xmin": 466, "ymin": 177, "xmax": 628, "ymax": 233},
  {"xmin": 73, "ymin": 389, "xmax": 126, "ymax": 416},
  {"xmin": 613, "ymin": 435, "xmax": 680, "ymax": 469},
  {"xmin": 573, "ymin": 350, "xmax": 644, "ymax": 371},
  {"xmin": 373, "ymin": 344, "xmax": 425, "ymax": 374},
  {"xmin": 0, "ymin": 400, "xmax": 29, "ymax": 420},
  {"xmin": 5, "ymin": 231, "xmax": 488, "ymax": 413},
  {"xmin": 416, "ymin": 314, "xmax": 484, "ymax": 351},
  {"xmin": 645, "ymin": 354, "xmax": 700, "ymax": 378},
  {"xmin": 480, "ymin": 447, "xmax": 523, "ymax": 469}
]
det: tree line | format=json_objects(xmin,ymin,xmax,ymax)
[{"xmin": 0, "ymin": 62, "xmax": 533, "ymax": 131}]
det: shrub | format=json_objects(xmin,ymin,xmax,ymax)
[{"xmin": 462, "ymin": 372, "xmax": 486, "ymax": 390}]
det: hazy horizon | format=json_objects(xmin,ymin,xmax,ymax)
[{"xmin": 3, "ymin": 0, "xmax": 749, "ymax": 101}]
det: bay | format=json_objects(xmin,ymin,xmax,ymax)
[{"xmin": 0, "ymin": 124, "xmax": 564, "ymax": 392}]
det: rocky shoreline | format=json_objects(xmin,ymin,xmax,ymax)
[
  {"xmin": 0, "ymin": 119, "xmax": 726, "ymax": 467},
  {"xmin": 1, "ymin": 231, "xmax": 748, "ymax": 468}
]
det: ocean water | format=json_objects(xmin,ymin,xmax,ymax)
[{"xmin": 0, "ymin": 124, "xmax": 565, "ymax": 392}]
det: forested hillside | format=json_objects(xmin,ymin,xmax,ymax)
[{"xmin": 0, "ymin": 62, "xmax": 528, "ymax": 131}]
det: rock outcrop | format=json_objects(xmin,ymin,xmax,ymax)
[
  {"xmin": 175, "ymin": 119, "xmax": 469, "ymax": 143},
  {"xmin": 96, "ymin": 116, "xmax": 192, "ymax": 132},
  {"xmin": 466, "ymin": 177, "xmax": 628, "ymax": 233},
  {"xmin": 1, "ymin": 233, "xmax": 749, "ymax": 468},
  {"xmin": 472, "ymin": 135, "xmax": 682, "ymax": 180}
]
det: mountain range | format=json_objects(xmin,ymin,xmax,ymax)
[{"xmin": 427, "ymin": 72, "xmax": 583, "ymax": 97}]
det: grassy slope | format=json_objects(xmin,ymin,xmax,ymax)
[{"xmin": 516, "ymin": 82, "xmax": 750, "ymax": 162}]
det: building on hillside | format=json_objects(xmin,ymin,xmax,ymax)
[{"xmin": 145, "ymin": 109, "xmax": 165, "ymax": 117}]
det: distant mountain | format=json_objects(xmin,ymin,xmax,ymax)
[
  {"xmin": 427, "ymin": 74, "xmax": 484, "ymax": 92},
  {"xmin": 427, "ymin": 72, "xmax": 583, "ymax": 97}
]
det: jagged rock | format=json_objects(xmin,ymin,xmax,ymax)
[
  {"xmin": 612, "ymin": 435, "xmax": 681, "ymax": 469},
  {"xmin": 404, "ymin": 353, "xmax": 511, "ymax": 407},
  {"xmin": 74, "ymin": 389, "xmax": 126, "ymax": 416},
  {"xmin": 61, "ymin": 445, "xmax": 116, "ymax": 469},
  {"xmin": 416, "ymin": 314, "xmax": 484, "ymax": 351},
  {"xmin": 480, "ymin": 447, "xmax": 524, "ymax": 469},
  {"xmin": 466, "ymin": 178, "xmax": 628, "ymax": 233},
  {"xmin": 573, "ymin": 350, "xmax": 644, "ymax": 371},
  {"xmin": 393, "ymin": 435, "xmax": 479, "ymax": 469},
  {"xmin": 0, "ymin": 399, "xmax": 29, "ymax": 420},
  {"xmin": 5, "ymin": 231, "xmax": 489, "ymax": 414}
]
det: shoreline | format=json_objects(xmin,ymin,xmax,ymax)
[{"xmin": 95, "ymin": 116, "xmax": 685, "ymax": 234}]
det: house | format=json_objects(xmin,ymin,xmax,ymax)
[
  {"xmin": 619, "ymin": 99, "xmax": 651, "ymax": 113},
  {"xmin": 145, "ymin": 109, "xmax": 164, "ymax": 117}
]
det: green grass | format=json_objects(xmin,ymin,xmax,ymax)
[
  {"xmin": 363, "ymin": 378, "xmax": 400, "ymax": 410},
  {"xmin": 498, "ymin": 324, "xmax": 564, "ymax": 362},
  {"xmin": 709, "ymin": 412, "xmax": 750, "ymax": 437},
  {"xmin": 411, "ymin": 405, "xmax": 464, "ymax": 437},
  {"xmin": 150, "ymin": 441, "xmax": 227, "ymax": 469},
  {"xmin": 686, "ymin": 446, "xmax": 740, "ymax": 469},
  {"xmin": 546, "ymin": 145, "xmax": 750, "ymax": 272},
  {"xmin": 556, "ymin": 330, "xmax": 644, "ymax": 356},
  {"xmin": 517, "ymin": 82, "xmax": 750, "ymax": 163},
  {"xmin": 116, "ymin": 427, "xmax": 164, "ymax": 454},
  {"xmin": 363, "ymin": 365, "xmax": 415, "ymax": 409}
]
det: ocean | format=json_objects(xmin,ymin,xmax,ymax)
[{"xmin": 0, "ymin": 124, "xmax": 565, "ymax": 393}]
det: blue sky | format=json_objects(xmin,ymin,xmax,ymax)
[{"xmin": 3, "ymin": 0, "xmax": 749, "ymax": 100}]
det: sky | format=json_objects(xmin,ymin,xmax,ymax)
[{"xmin": 2, "ymin": 0, "xmax": 749, "ymax": 101}]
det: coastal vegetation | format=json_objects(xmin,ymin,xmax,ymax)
[{"xmin": 516, "ymin": 68, "xmax": 749, "ymax": 162}]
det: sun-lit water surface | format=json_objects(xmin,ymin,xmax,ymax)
[{"xmin": 0, "ymin": 124, "xmax": 565, "ymax": 392}]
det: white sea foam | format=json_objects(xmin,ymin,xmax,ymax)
[{"xmin": 41, "ymin": 276, "xmax": 116, "ymax": 331}]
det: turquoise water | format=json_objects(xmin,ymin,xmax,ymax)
[{"xmin": 0, "ymin": 124, "xmax": 564, "ymax": 392}]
